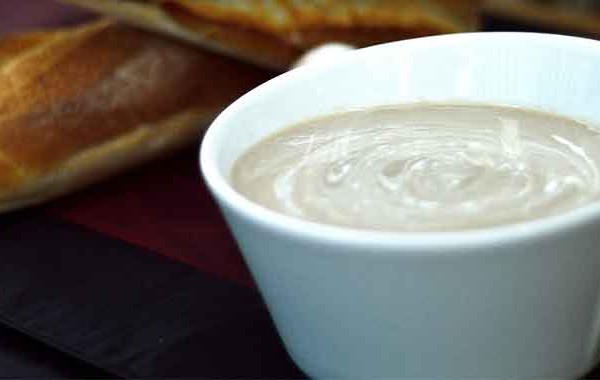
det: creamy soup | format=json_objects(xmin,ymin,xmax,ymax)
[{"xmin": 231, "ymin": 104, "xmax": 600, "ymax": 231}]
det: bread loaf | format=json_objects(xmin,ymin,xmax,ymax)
[
  {"xmin": 62, "ymin": 0, "xmax": 480, "ymax": 70},
  {"xmin": 0, "ymin": 20, "xmax": 272, "ymax": 212}
]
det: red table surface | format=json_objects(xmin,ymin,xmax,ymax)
[{"xmin": 46, "ymin": 147, "xmax": 255, "ymax": 288}]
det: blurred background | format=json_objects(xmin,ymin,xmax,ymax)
[
  {"xmin": 0, "ymin": 0, "xmax": 598, "ymax": 40},
  {"xmin": 484, "ymin": 0, "xmax": 599, "ymax": 38}
]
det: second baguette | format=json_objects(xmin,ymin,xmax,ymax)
[{"xmin": 0, "ymin": 20, "xmax": 273, "ymax": 212}]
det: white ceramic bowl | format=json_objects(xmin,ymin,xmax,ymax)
[{"xmin": 200, "ymin": 33, "xmax": 600, "ymax": 379}]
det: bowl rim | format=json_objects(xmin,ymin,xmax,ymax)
[{"xmin": 200, "ymin": 31, "xmax": 600, "ymax": 256}]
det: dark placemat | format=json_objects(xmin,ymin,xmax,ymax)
[
  {"xmin": 0, "ymin": 324, "xmax": 111, "ymax": 378},
  {"xmin": 0, "ymin": 204, "xmax": 303, "ymax": 378}
]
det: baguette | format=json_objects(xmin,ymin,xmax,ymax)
[
  {"xmin": 0, "ymin": 20, "xmax": 272, "ymax": 212},
  {"xmin": 61, "ymin": 0, "xmax": 480, "ymax": 70}
]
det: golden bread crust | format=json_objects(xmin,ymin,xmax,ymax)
[
  {"xmin": 61, "ymin": 0, "xmax": 479, "ymax": 70},
  {"xmin": 0, "ymin": 20, "xmax": 272, "ymax": 209},
  {"xmin": 159, "ymin": 0, "xmax": 478, "ymax": 39}
]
